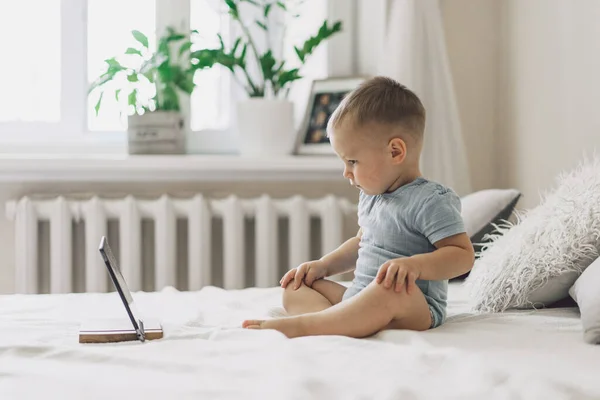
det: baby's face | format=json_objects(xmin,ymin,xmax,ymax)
[{"xmin": 329, "ymin": 123, "xmax": 400, "ymax": 195}]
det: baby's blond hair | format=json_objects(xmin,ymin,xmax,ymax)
[{"xmin": 327, "ymin": 76, "xmax": 426, "ymax": 140}]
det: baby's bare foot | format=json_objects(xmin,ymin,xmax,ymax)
[
  {"xmin": 242, "ymin": 319, "xmax": 264, "ymax": 329},
  {"xmin": 242, "ymin": 317, "xmax": 306, "ymax": 338}
]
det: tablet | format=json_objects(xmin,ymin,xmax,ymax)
[{"xmin": 98, "ymin": 236, "xmax": 146, "ymax": 342}]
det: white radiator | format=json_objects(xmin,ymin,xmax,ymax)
[{"xmin": 5, "ymin": 194, "xmax": 356, "ymax": 294}]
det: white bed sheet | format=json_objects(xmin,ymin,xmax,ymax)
[{"xmin": 1, "ymin": 282, "xmax": 599, "ymax": 400}]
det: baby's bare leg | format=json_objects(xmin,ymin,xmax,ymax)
[
  {"xmin": 244, "ymin": 279, "xmax": 431, "ymax": 338},
  {"xmin": 282, "ymin": 279, "xmax": 347, "ymax": 316}
]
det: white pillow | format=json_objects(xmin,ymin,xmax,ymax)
[
  {"xmin": 569, "ymin": 256, "xmax": 600, "ymax": 344},
  {"xmin": 465, "ymin": 157, "xmax": 600, "ymax": 312},
  {"xmin": 452, "ymin": 189, "xmax": 521, "ymax": 280},
  {"xmin": 461, "ymin": 189, "xmax": 521, "ymax": 249}
]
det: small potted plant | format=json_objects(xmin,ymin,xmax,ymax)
[
  {"xmin": 89, "ymin": 27, "xmax": 198, "ymax": 154},
  {"xmin": 190, "ymin": 0, "xmax": 342, "ymax": 156}
]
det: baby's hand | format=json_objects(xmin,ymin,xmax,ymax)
[
  {"xmin": 376, "ymin": 258, "xmax": 420, "ymax": 294},
  {"xmin": 280, "ymin": 260, "xmax": 328, "ymax": 290}
]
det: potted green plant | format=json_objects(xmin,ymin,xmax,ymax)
[
  {"xmin": 190, "ymin": 0, "xmax": 342, "ymax": 156},
  {"xmin": 89, "ymin": 27, "xmax": 198, "ymax": 154}
]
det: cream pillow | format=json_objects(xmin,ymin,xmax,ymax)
[
  {"xmin": 465, "ymin": 157, "xmax": 600, "ymax": 312},
  {"xmin": 461, "ymin": 189, "xmax": 521, "ymax": 251},
  {"xmin": 452, "ymin": 189, "xmax": 521, "ymax": 280}
]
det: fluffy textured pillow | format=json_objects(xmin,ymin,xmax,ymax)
[
  {"xmin": 465, "ymin": 157, "xmax": 600, "ymax": 313},
  {"xmin": 569, "ymin": 256, "xmax": 600, "ymax": 344}
]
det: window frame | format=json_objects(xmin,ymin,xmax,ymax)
[{"xmin": 0, "ymin": 0, "xmax": 355, "ymax": 155}]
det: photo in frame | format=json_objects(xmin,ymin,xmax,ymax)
[{"xmin": 294, "ymin": 77, "xmax": 366, "ymax": 155}]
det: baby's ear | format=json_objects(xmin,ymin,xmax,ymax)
[{"xmin": 388, "ymin": 137, "xmax": 407, "ymax": 163}]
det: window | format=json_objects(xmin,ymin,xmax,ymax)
[
  {"xmin": 283, "ymin": 0, "xmax": 328, "ymax": 123},
  {"xmin": 0, "ymin": 0, "xmax": 61, "ymax": 122},
  {"xmin": 0, "ymin": 0, "xmax": 348, "ymax": 153},
  {"xmin": 283, "ymin": 0, "xmax": 327, "ymax": 81},
  {"xmin": 87, "ymin": 0, "xmax": 156, "ymax": 131},
  {"xmin": 190, "ymin": 0, "xmax": 231, "ymax": 131}
]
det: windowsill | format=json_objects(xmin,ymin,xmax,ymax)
[{"xmin": 0, "ymin": 154, "xmax": 345, "ymax": 183}]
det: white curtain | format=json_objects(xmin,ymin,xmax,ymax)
[{"xmin": 378, "ymin": 0, "xmax": 472, "ymax": 196}]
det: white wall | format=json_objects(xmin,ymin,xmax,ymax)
[
  {"xmin": 440, "ymin": 0, "xmax": 500, "ymax": 192},
  {"xmin": 498, "ymin": 0, "xmax": 600, "ymax": 209},
  {"xmin": 357, "ymin": 0, "xmax": 501, "ymax": 192},
  {"xmin": 357, "ymin": 0, "xmax": 600, "ymax": 209}
]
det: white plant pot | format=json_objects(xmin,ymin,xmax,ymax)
[
  {"xmin": 127, "ymin": 111, "xmax": 185, "ymax": 155},
  {"xmin": 236, "ymin": 99, "xmax": 294, "ymax": 156}
]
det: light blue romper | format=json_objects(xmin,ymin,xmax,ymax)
[{"xmin": 342, "ymin": 177, "xmax": 466, "ymax": 329}]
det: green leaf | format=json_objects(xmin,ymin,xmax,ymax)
[
  {"xmin": 264, "ymin": 3, "xmax": 272, "ymax": 17},
  {"xmin": 294, "ymin": 46, "xmax": 304, "ymax": 63},
  {"xmin": 243, "ymin": 0, "xmax": 259, "ymax": 5},
  {"xmin": 275, "ymin": 60, "xmax": 285, "ymax": 74},
  {"xmin": 128, "ymin": 90, "xmax": 137, "ymax": 107},
  {"xmin": 115, "ymin": 89, "xmax": 121, "ymax": 102},
  {"xmin": 188, "ymin": 46, "xmax": 253, "ymax": 91},
  {"xmin": 143, "ymin": 70, "xmax": 155, "ymax": 83},
  {"xmin": 158, "ymin": 63, "xmax": 174, "ymax": 82},
  {"xmin": 162, "ymin": 85, "xmax": 180, "ymax": 111},
  {"xmin": 216, "ymin": 51, "xmax": 237, "ymax": 71},
  {"xmin": 278, "ymin": 68, "xmax": 301, "ymax": 85},
  {"xmin": 318, "ymin": 21, "xmax": 327, "ymax": 37},
  {"xmin": 294, "ymin": 20, "xmax": 343, "ymax": 64},
  {"xmin": 166, "ymin": 33, "xmax": 186, "ymax": 42},
  {"xmin": 174, "ymin": 69, "xmax": 195, "ymax": 94},
  {"xmin": 259, "ymin": 50, "xmax": 276, "ymax": 81},
  {"xmin": 104, "ymin": 57, "xmax": 122, "ymax": 69},
  {"xmin": 94, "ymin": 92, "xmax": 104, "ymax": 116},
  {"xmin": 217, "ymin": 33, "xmax": 225, "ymax": 50},
  {"xmin": 277, "ymin": 1, "xmax": 287, "ymax": 10},
  {"xmin": 190, "ymin": 49, "xmax": 219, "ymax": 69},
  {"xmin": 125, "ymin": 47, "xmax": 142, "ymax": 56},
  {"xmin": 164, "ymin": 27, "xmax": 187, "ymax": 42},
  {"xmin": 273, "ymin": 67, "xmax": 302, "ymax": 95},
  {"xmin": 256, "ymin": 21, "xmax": 267, "ymax": 31},
  {"xmin": 239, "ymin": 43, "xmax": 248, "ymax": 64},
  {"xmin": 131, "ymin": 30, "xmax": 149, "ymax": 48},
  {"xmin": 232, "ymin": 37, "xmax": 242, "ymax": 54},
  {"xmin": 158, "ymin": 38, "xmax": 170, "ymax": 57},
  {"xmin": 127, "ymin": 74, "xmax": 139, "ymax": 82},
  {"xmin": 179, "ymin": 41, "xmax": 193, "ymax": 56},
  {"xmin": 224, "ymin": 0, "xmax": 239, "ymax": 17}
]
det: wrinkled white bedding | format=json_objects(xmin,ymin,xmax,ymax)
[{"xmin": 1, "ymin": 282, "xmax": 599, "ymax": 400}]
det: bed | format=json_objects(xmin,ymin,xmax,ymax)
[{"xmin": 1, "ymin": 282, "xmax": 599, "ymax": 399}]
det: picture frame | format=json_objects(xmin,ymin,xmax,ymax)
[{"xmin": 294, "ymin": 76, "xmax": 367, "ymax": 155}]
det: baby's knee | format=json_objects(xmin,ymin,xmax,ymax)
[
  {"xmin": 283, "ymin": 279, "xmax": 305, "ymax": 296},
  {"xmin": 366, "ymin": 279, "xmax": 412, "ymax": 303},
  {"xmin": 282, "ymin": 279, "xmax": 305, "ymax": 303}
]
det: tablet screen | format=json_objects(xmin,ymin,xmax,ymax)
[{"xmin": 98, "ymin": 236, "xmax": 142, "ymax": 334}]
